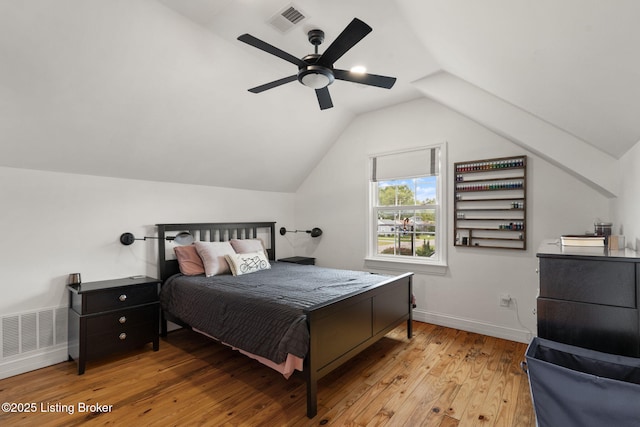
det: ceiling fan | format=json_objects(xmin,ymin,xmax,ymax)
[{"xmin": 237, "ymin": 18, "xmax": 396, "ymax": 110}]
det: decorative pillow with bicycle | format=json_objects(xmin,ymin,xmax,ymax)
[{"xmin": 225, "ymin": 251, "xmax": 271, "ymax": 276}]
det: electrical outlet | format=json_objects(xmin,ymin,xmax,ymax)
[{"xmin": 499, "ymin": 293, "xmax": 512, "ymax": 307}]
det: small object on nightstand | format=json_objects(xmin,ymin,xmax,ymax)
[
  {"xmin": 67, "ymin": 276, "xmax": 160, "ymax": 375},
  {"xmin": 278, "ymin": 256, "xmax": 316, "ymax": 265}
]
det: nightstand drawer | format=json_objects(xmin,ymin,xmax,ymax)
[
  {"xmin": 85, "ymin": 304, "xmax": 157, "ymax": 335},
  {"xmin": 85, "ymin": 322, "xmax": 157, "ymax": 359},
  {"xmin": 84, "ymin": 283, "xmax": 157, "ymax": 314}
]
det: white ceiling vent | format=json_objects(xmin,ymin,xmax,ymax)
[{"xmin": 268, "ymin": 4, "xmax": 307, "ymax": 33}]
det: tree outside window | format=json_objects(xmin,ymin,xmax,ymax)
[{"xmin": 375, "ymin": 177, "xmax": 437, "ymax": 258}]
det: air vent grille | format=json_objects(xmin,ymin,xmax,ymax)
[
  {"xmin": 268, "ymin": 4, "xmax": 307, "ymax": 33},
  {"xmin": 282, "ymin": 6, "xmax": 305, "ymax": 24},
  {"xmin": 1, "ymin": 307, "xmax": 67, "ymax": 359}
]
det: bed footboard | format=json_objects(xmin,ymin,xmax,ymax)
[{"xmin": 303, "ymin": 272, "xmax": 413, "ymax": 418}]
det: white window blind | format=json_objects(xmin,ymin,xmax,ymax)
[{"xmin": 371, "ymin": 147, "xmax": 439, "ymax": 182}]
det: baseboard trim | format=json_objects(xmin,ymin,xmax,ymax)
[
  {"xmin": 413, "ymin": 309, "xmax": 533, "ymax": 343},
  {"xmin": 0, "ymin": 313, "xmax": 531, "ymax": 380},
  {"xmin": 0, "ymin": 345, "xmax": 68, "ymax": 380}
]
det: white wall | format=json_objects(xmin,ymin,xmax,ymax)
[
  {"xmin": 0, "ymin": 166, "xmax": 296, "ymax": 378},
  {"xmin": 615, "ymin": 141, "xmax": 640, "ymax": 250},
  {"xmin": 0, "ymin": 166, "xmax": 295, "ymax": 316},
  {"xmin": 294, "ymin": 98, "xmax": 611, "ymax": 342}
]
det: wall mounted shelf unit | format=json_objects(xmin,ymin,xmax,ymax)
[{"xmin": 454, "ymin": 155, "xmax": 527, "ymax": 250}]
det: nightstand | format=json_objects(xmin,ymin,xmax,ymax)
[
  {"xmin": 278, "ymin": 256, "xmax": 316, "ymax": 265},
  {"xmin": 67, "ymin": 276, "xmax": 160, "ymax": 374}
]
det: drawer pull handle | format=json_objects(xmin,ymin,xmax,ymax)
[
  {"xmin": 119, "ymin": 333, "xmax": 127, "ymax": 340},
  {"xmin": 119, "ymin": 294, "xmax": 127, "ymax": 302},
  {"xmin": 119, "ymin": 316, "xmax": 127, "ymax": 324}
]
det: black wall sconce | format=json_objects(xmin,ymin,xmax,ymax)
[
  {"xmin": 279, "ymin": 227, "xmax": 323, "ymax": 238},
  {"xmin": 119, "ymin": 231, "xmax": 194, "ymax": 246}
]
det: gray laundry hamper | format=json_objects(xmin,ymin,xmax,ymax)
[{"xmin": 524, "ymin": 337, "xmax": 640, "ymax": 427}]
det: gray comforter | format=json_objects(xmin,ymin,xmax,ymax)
[{"xmin": 160, "ymin": 262, "xmax": 389, "ymax": 364}]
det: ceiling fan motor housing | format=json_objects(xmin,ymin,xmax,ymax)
[{"xmin": 307, "ymin": 29, "xmax": 325, "ymax": 46}]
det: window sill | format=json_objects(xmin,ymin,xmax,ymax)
[{"xmin": 364, "ymin": 256, "xmax": 448, "ymax": 276}]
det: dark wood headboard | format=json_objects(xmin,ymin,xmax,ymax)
[{"xmin": 156, "ymin": 222, "xmax": 276, "ymax": 282}]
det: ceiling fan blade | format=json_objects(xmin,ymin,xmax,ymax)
[
  {"xmin": 333, "ymin": 69, "xmax": 396, "ymax": 89},
  {"xmin": 317, "ymin": 18, "xmax": 372, "ymax": 67},
  {"xmin": 238, "ymin": 34, "xmax": 306, "ymax": 67},
  {"xmin": 248, "ymin": 75, "xmax": 298, "ymax": 93},
  {"xmin": 315, "ymin": 87, "xmax": 333, "ymax": 110}
]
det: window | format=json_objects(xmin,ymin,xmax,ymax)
[{"xmin": 367, "ymin": 144, "xmax": 447, "ymax": 272}]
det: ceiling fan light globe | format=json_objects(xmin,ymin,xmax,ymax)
[
  {"xmin": 298, "ymin": 65, "xmax": 334, "ymax": 89},
  {"xmin": 301, "ymin": 72, "xmax": 330, "ymax": 89}
]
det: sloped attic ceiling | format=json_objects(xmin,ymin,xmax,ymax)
[
  {"xmin": 0, "ymin": 0, "xmax": 435, "ymax": 192},
  {"xmin": 1, "ymin": 1, "xmax": 639, "ymax": 193},
  {"xmin": 400, "ymin": 0, "xmax": 640, "ymax": 160}
]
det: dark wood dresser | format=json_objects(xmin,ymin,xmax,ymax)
[
  {"xmin": 68, "ymin": 276, "xmax": 160, "ymax": 374},
  {"xmin": 537, "ymin": 241, "xmax": 640, "ymax": 357}
]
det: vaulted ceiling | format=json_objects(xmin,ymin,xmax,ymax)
[{"xmin": 2, "ymin": 1, "xmax": 639, "ymax": 194}]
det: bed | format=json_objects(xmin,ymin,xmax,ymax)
[{"xmin": 156, "ymin": 221, "xmax": 413, "ymax": 418}]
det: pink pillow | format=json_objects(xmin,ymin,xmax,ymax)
[
  {"xmin": 174, "ymin": 246, "xmax": 205, "ymax": 276},
  {"xmin": 230, "ymin": 239, "xmax": 267, "ymax": 257},
  {"xmin": 194, "ymin": 241, "xmax": 235, "ymax": 277}
]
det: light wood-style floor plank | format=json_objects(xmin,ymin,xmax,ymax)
[{"xmin": 0, "ymin": 322, "xmax": 535, "ymax": 426}]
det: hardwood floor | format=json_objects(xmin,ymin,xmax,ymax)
[{"xmin": 0, "ymin": 322, "xmax": 535, "ymax": 426}]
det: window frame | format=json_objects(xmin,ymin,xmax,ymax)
[{"xmin": 365, "ymin": 143, "xmax": 448, "ymax": 275}]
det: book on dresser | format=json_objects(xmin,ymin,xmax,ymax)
[{"xmin": 560, "ymin": 235, "xmax": 605, "ymax": 247}]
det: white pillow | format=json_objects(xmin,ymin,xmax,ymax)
[
  {"xmin": 224, "ymin": 251, "xmax": 271, "ymax": 276},
  {"xmin": 194, "ymin": 241, "xmax": 235, "ymax": 277}
]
